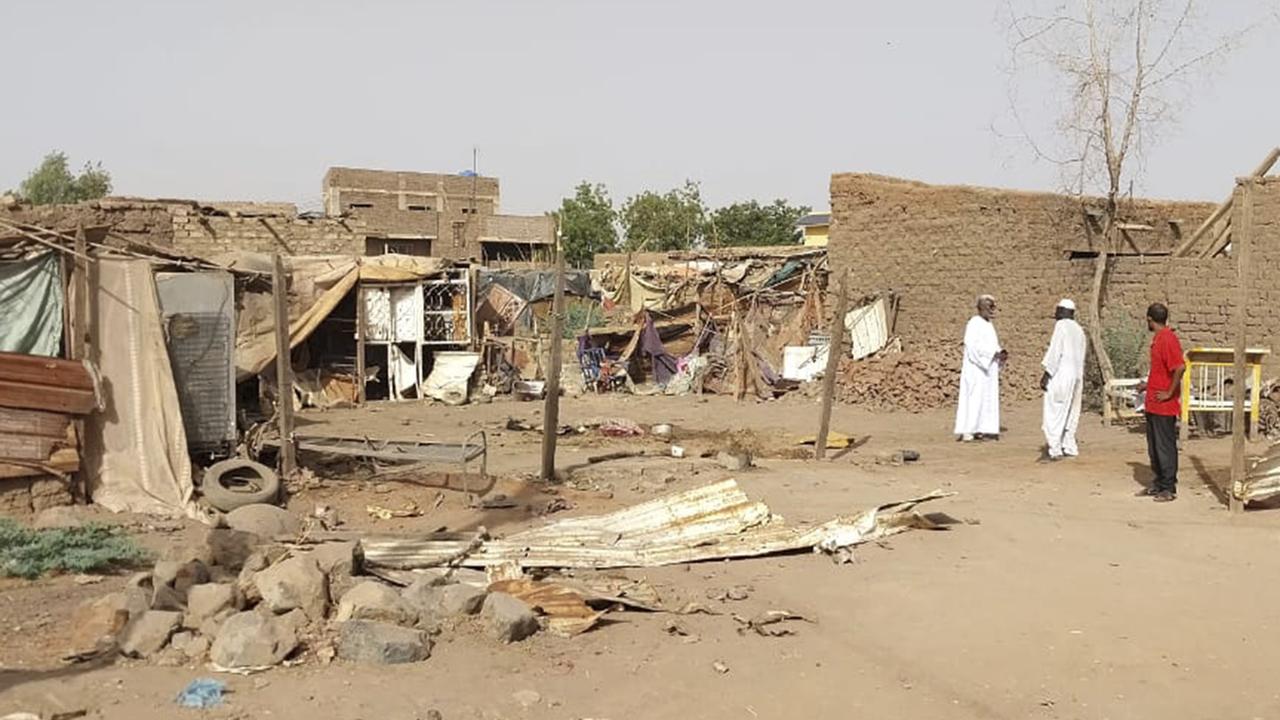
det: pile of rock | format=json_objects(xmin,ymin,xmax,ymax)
[
  {"xmin": 836, "ymin": 347, "xmax": 960, "ymax": 412},
  {"xmin": 69, "ymin": 504, "xmax": 545, "ymax": 670}
]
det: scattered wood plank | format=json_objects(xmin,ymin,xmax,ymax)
[
  {"xmin": 0, "ymin": 352, "xmax": 95, "ymax": 391},
  {"xmin": 0, "ymin": 380, "xmax": 97, "ymax": 415}
]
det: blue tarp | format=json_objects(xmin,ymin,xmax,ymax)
[{"xmin": 0, "ymin": 252, "xmax": 64, "ymax": 356}]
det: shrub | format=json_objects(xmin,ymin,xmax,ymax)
[
  {"xmin": 0, "ymin": 518, "xmax": 149, "ymax": 580},
  {"xmin": 1103, "ymin": 314, "xmax": 1149, "ymax": 379}
]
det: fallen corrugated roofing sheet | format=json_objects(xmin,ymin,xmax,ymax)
[{"xmin": 357, "ymin": 480, "xmax": 954, "ymax": 571}]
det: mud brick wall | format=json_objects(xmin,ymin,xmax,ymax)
[
  {"xmin": 828, "ymin": 173, "xmax": 1218, "ymax": 399},
  {"xmin": 169, "ymin": 207, "xmax": 365, "ymax": 257}
]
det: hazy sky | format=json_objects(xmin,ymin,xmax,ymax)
[{"xmin": 2, "ymin": 0, "xmax": 1276, "ymax": 215}]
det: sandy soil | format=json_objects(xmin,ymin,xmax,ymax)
[{"xmin": 4, "ymin": 393, "xmax": 1280, "ymax": 720}]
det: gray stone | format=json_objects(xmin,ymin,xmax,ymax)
[
  {"xmin": 118, "ymin": 610, "xmax": 182, "ymax": 658},
  {"xmin": 206, "ymin": 528, "xmax": 261, "ymax": 570},
  {"xmin": 277, "ymin": 608, "xmax": 309, "ymax": 638},
  {"xmin": 253, "ymin": 556, "xmax": 329, "ymax": 621},
  {"xmin": 225, "ymin": 504, "xmax": 300, "ymax": 538},
  {"xmin": 438, "ymin": 583, "xmax": 487, "ymax": 616},
  {"xmin": 481, "ymin": 592, "xmax": 539, "ymax": 643},
  {"xmin": 184, "ymin": 583, "xmax": 237, "ymax": 630},
  {"xmin": 68, "ymin": 590, "xmax": 146, "ymax": 652},
  {"xmin": 308, "ymin": 541, "xmax": 356, "ymax": 575},
  {"xmin": 153, "ymin": 559, "xmax": 210, "ymax": 597},
  {"xmin": 236, "ymin": 547, "xmax": 288, "ymax": 604},
  {"xmin": 337, "ymin": 620, "xmax": 431, "ymax": 664},
  {"xmin": 716, "ymin": 450, "xmax": 753, "ymax": 471},
  {"xmin": 335, "ymin": 581, "xmax": 416, "ymax": 626},
  {"xmin": 183, "ymin": 635, "xmax": 211, "ymax": 661},
  {"xmin": 169, "ymin": 630, "xmax": 196, "ymax": 653},
  {"xmin": 210, "ymin": 611, "xmax": 298, "ymax": 668}
]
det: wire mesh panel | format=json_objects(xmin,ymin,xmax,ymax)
[{"xmin": 424, "ymin": 270, "xmax": 471, "ymax": 346}]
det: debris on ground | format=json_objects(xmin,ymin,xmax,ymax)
[
  {"xmin": 732, "ymin": 610, "xmax": 813, "ymax": 637},
  {"xmin": 489, "ymin": 578, "xmax": 610, "ymax": 637},
  {"xmin": 357, "ymin": 480, "xmax": 955, "ymax": 570},
  {"xmin": 175, "ymin": 678, "xmax": 226, "ymax": 709},
  {"xmin": 366, "ymin": 503, "xmax": 423, "ymax": 520},
  {"xmin": 595, "ymin": 418, "xmax": 645, "ymax": 437}
]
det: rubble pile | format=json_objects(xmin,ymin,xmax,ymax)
[
  {"xmin": 836, "ymin": 349, "xmax": 960, "ymax": 412},
  {"xmin": 65, "ymin": 505, "xmax": 547, "ymax": 671}
]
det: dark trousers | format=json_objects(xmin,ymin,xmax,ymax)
[{"xmin": 1145, "ymin": 412, "xmax": 1179, "ymax": 493}]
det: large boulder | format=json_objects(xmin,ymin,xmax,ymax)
[
  {"xmin": 153, "ymin": 559, "xmax": 210, "ymax": 598},
  {"xmin": 205, "ymin": 528, "xmax": 261, "ymax": 570},
  {"xmin": 118, "ymin": 610, "xmax": 183, "ymax": 658},
  {"xmin": 481, "ymin": 593, "xmax": 539, "ymax": 643},
  {"xmin": 335, "ymin": 581, "xmax": 416, "ymax": 626},
  {"xmin": 337, "ymin": 620, "xmax": 431, "ymax": 664},
  {"xmin": 253, "ymin": 556, "xmax": 329, "ymax": 621},
  {"xmin": 210, "ymin": 611, "xmax": 298, "ymax": 668},
  {"xmin": 225, "ymin": 504, "xmax": 300, "ymax": 538},
  {"xmin": 184, "ymin": 583, "xmax": 238, "ymax": 631},
  {"xmin": 68, "ymin": 590, "xmax": 148, "ymax": 653}
]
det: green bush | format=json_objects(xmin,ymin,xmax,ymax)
[
  {"xmin": 1103, "ymin": 314, "xmax": 1149, "ymax": 379},
  {"xmin": 0, "ymin": 518, "xmax": 149, "ymax": 580}
]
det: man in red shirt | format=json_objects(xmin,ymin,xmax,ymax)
[{"xmin": 1138, "ymin": 303, "xmax": 1185, "ymax": 502}]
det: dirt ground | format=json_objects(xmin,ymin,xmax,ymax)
[{"xmin": 4, "ymin": 393, "xmax": 1280, "ymax": 720}]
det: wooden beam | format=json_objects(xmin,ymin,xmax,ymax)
[
  {"xmin": 71, "ymin": 224, "xmax": 89, "ymax": 360},
  {"xmin": 0, "ymin": 380, "xmax": 96, "ymax": 415},
  {"xmin": 540, "ymin": 234, "xmax": 567, "ymax": 482},
  {"xmin": 1173, "ymin": 147, "xmax": 1280, "ymax": 257},
  {"xmin": 272, "ymin": 254, "xmax": 297, "ymax": 478},
  {"xmin": 1201, "ymin": 219, "xmax": 1233, "ymax": 259},
  {"xmin": 0, "ymin": 352, "xmax": 95, "ymax": 390},
  {"xmin": 1229, "ymin": 180, "xmax": 1254, "ymax": 515},
  {"xmin": 814, "ymin": 271, "xmax": 850, "ymax": 460}
]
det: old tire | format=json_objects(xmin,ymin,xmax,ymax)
[{"xmin": 201, "ymin": 458, "xmax": 280, "ymax": 512}]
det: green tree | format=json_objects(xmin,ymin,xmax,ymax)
[
  {"xmin": 620, "ymin": 180, "xmax": 707, "ymax": 252},
  {"xmin": 18, "ymin": 151, "xmax": 113, "ymax": 205},
  {"xmin": 709, "ymin": 199, "xmax": 810, "ymax": 247},
  {"xmin": 556, "ymin": 182, "xmax": 618, "ymax": 268}
]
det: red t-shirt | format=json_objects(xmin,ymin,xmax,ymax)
[{"xmin": 1145, "ymin": 327, "xmax": 1185, "ymax": 416}]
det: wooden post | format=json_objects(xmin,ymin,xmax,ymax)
[
  {"xmin": 355, "ymin": 285, "xmax": 366, "ymax": 406},
  {"xmin": 540, "ymin": 235, "xmax": 566, "ymax": 482},
  {"xmin": 814, "ymin": 271, "xmax": 850, "ymax": 460},
  {"xmin": 72, "ymin": 224, "xmax": 89, "ymax": 360},
  {"xmin": 1229, "ymin": 179, "xmax": 1254, "ymax": 514},
  {"xmin": 272, "ymin": 254, "xmax": 297, "ymax": 478}
]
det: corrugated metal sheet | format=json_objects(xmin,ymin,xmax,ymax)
[{"xmin": 357, "ymin": 481, "xmax": 955, "ymax": 571}]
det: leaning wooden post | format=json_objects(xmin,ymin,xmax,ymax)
[
  {"xmin": 540, "ymin": 232, "xmax": 567, "ymax": 482},
  {"xmin": 272, "ymin": 254, "xmax": 297, "ymax": 478},
  {"xmin": 1229, "ymin": 179, "xmax": 1254, "ymax": 514},
  {"xmin": 815, "ymin": 271, "xmax": 850, "ymax": 460}
]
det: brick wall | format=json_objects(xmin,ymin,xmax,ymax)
[
  {"xmin": 828, "ymin": 173, "xmax": 1220, "ymax": 399},
  {"xmin": 169, "ymin": 206, "xmax": 365, "ymax": 256}
]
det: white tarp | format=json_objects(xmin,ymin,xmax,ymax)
[
  {"xmin": 845, "ymin": 299, "xmax": 889, "ymax": 360},
  {"xmin": 422, "ymin": 351, "xmax": 480, "ymax": 405},
  {"xmin": 83, "ymin": 259, "xmax": 196, "ymax": 518},
  {"xmin": 782, "ymin": 345, "xmax": 827, "ymax": 382}
]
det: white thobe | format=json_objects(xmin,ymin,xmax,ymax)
[
  {"xmin": 954, "ymin": 316, "xmax": 1002, "ymax": 436},
  {"xmin": 1041, "ymin": 318, "xmax": 1087, "ymax": 457}
]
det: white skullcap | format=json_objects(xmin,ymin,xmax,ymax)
[{"xmin": 1057, "ymin": 299, "xmax": 1076, "ymax": 311}]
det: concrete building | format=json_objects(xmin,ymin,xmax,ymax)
[
  {"xmin": 796, "ymin": 212, "xmax": 830, "ymax": 247},
  {"xmin": 322, "ymin": 167, "xmax": 554, "ymax": 263}
]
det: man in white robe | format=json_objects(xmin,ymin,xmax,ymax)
[
  {"xmin": 1040, "ymin": 299, "xmax": 1087, "ymax": 459},
  {"xmin": 955, "ymin": 295, "xmax": 1006, "ymax": 441}
]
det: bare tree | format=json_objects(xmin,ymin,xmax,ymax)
[{"xmin": 1002, "ymin": 0, "xmax": 1258, "ymax": 414}]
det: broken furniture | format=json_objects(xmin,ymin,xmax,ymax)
[
  {"xmin": 1180, "ymin": 347, "xmax": 1271, "ymax": 440},
  {"xmin": 156, "ymin": 271, "xmax": 237, "ymax": 456},
  {"xmin": 270, "ymin": 432, "xmax": 488, "ymax": 494}
]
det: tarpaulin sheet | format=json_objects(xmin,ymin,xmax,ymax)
[
  {"xmin": 475, "ymin": 269, "xmax": 593, "ymax": 304},
  {"xmin": 84, "ymin": 259, "xmax": 196, "ymax": 518},
  {"xmin": 216, "ymin": 253, "xmax": 449, "ymax": 380},
  {"xmin": 0, "ymin": 252, "xmax": 64, "ymax": 357}
]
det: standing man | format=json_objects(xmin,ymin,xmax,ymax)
[
  {"xmin": 1040, "ymin": 299, "xmax": 1087, "ymax": 460},
  {"xmin": 1138, "ymin": 303, "xmax": 1185, "ymax": 502},
  {"xmin": 955, "ymin": 295, "xmax": 1007, "ymax": 442}
]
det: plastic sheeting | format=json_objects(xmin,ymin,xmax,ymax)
[
  {"xmin": 0, "ymin": 252, "xmax": 64, "ymax": 357},
  {"xmin": 83, "ymin": 259, "xmax": 196, "ymax": 518},
  {"xmin": 422, "ymin": 351, "xmax": 480, "ymax": 405}
]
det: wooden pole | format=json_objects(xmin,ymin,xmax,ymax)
[
  {"xmin": 272, "ymin": 254, "xmax": 297, "ymax": 478},
  {"xmin": 814, "ymin": 271, "xmax": 850, "ymax": 460},
  {"xmin": 71, "ymin": 224, "xmax": 89, "ymax": 360},
  {"xmin": 540, "ymin": 233, "xmax": 566, "ymax": 482},
  {"xmin": 1173, "ymin": 147, "xmax": 1279, "ymax": 257},
  {"xmin": 1229, "ymin": 179, "xmax": 1254, "ymax": 514}
]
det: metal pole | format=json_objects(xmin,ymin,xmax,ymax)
[{"xmin": 815, "ymin": 271, "xmax": 850, "ymax": 460}]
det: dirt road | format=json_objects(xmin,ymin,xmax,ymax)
[{"xmin": 3, "ymin": 394, "xmax": 1278, "ymax": 719}]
